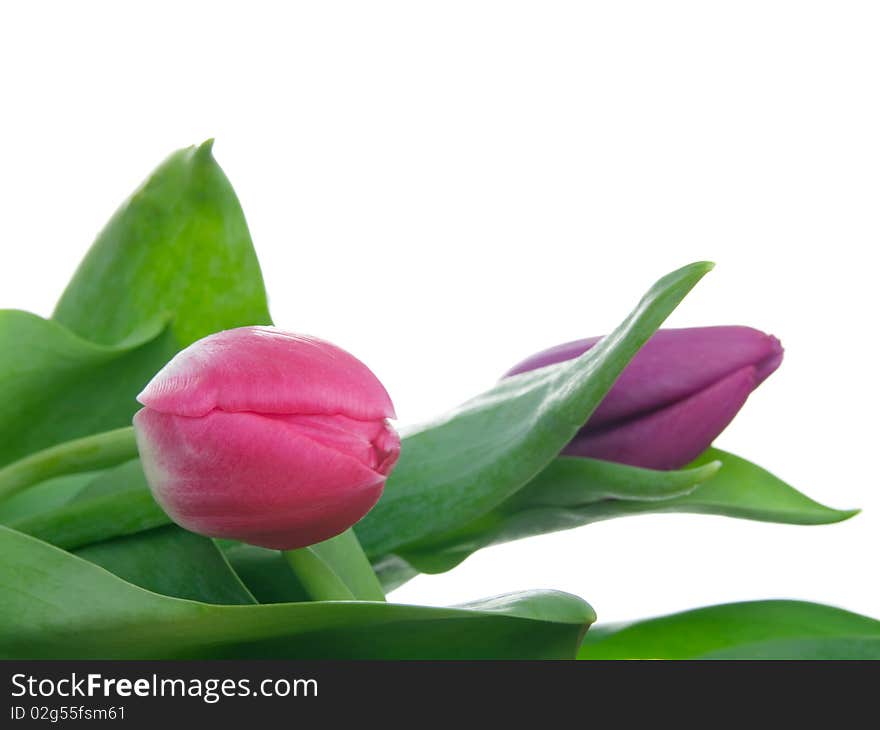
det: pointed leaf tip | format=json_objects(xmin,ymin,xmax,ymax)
[{"xmin": 193, "ymin": 138, "xmax": 216, "ymax": 161}]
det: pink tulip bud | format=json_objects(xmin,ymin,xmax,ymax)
[{"xmin": 133, "ymin": 326, "xmax": 400, "ymax": 550}]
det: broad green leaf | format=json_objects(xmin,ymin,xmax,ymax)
[
  {"xmin": 14, "ymin": 445, "xmax": 853, "ymax": 599},
  {"xmin": 6, "ymin": 460, "xmax": 254, "ymax": 604},
  {"xmin": 75, "ymin": 526, "xmax": 256, "ymax": 605},
  {"xmin": 703, "ymin": 637, "xmax": 880, "ymax": 659},
  {"xmin": 0, "ymin": 526, "xmax": 594, "ymax": 659},
  {"xmin": 225, "ymin": 544, "xmax": 311, "ymax": 603},
  {"xmin": 357, "ymin": 262, "xmax": 714, "ymax": 556},
  {"xmin": 579, "ymin": 600, "xmax": 880, "ymax": 659},
  {"xmin": 0, "ymin": 311, "xmax": 169, "ymax": 468},
  {"xmin": 0, "ymin": 142, "xmax": 271, "ymax": 471},
  {"xmin": 511, "ymin": 448, "xmax": 855, "ymax": 535},
  {"xmin": 389, "ymin": 448, "xmax": 854, "ymax": 577},
  {"xmin": 654, "ymin": 447, "xmax": 859, "ymax": 525},
  {"xmin": 10, "ymin": 261, "xmax": 715, "ymax": 573},
  {"xmin": 8, "ymin": 460, "xmax": 168, "ymax": 550},
  {"xmin": 53, "ymin": 140, "xmax": 271, "ymax": 348},
  {"xmin": 0, "ymin": 472, "xmax": 98, "ymax": 523},
  {"xmin": 73, "ymin": 457, "xmax": 149, "ymax": 501},
  {"xmin": 394, "ymin": 457, "xmax": 723, "ymax": 575}
]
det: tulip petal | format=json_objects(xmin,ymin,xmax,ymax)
[
  {"xmin": 506, "ymin": 326, "xmax": 783, "ymax": 429},
  {"xmin": 266, "ymin": 413, "xmax": 400, "ymax": 477},
  {"xmin": 134, "ymin": 408, "xmax": 398, "ymax": 549},
  {"xmin": 137, "ymin": 326, "xmax": 396, "ymax": 420},
  {"xmin": 563, "ymin": 364, "xmax": 758, "ymax": 470}
]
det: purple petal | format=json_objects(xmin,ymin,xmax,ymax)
[
  {"xmin": 506, "ymin": 326, "xmax": 783, "ymax": 430},
  {"xmin": 563, "ymin": 364, "xmax": 759, "ymax": 470}
]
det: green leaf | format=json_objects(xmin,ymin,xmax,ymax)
[
  {"xmin": 652, "ymin": 447, "xmax": 859, "ymax": 525},
  {"xmin": 512, "ymin": 455, "xmax": 723, "ymax": 506},
  {"xmin": 0, "ymin": 142, "xmax": 271, "ymax": 471},
  {"xmin": 0, "ymin": 427, "xmax": 139, "ymax": 502},
  {"xmin": 53, "ymin": 140, "xmax": 271, "ymax": 348},
  {"xmin": 357, "ymin": 262, "xmax": 714, "ymax": 556},
  {"xmin": 6, "ymin": 460, "xmax": 254, "ymax": 605},
  {"xmin": 0, "ymin": 472, "xmax": 99, "ymax": 524},
  {"xmin": 8, "ymin": 460, "xmax": 168, "ymax": 550},
  {"xmin": 388, "ymin": 447, "xmax": 854, "ymax": 577},
  {"xmin": 15, "ymin": 446, "xmax": 853, "ymax": 598},
  {"xmin": 579, "ymin": 600, "xmax": 880, "ymax": 659},
  {"xmin": 0, "ymin": 526, "xmax": 594, "ymax": 659},
  {"xmin": 72, "ymin": 457, "xmax": 149, "ymax": 501},
  {"xmin": 372, "ymin": 554, "xmax": 421, "ymax": 593},
  {"xmin": 225, "ymin": 544, "xmax": 311, "ymax": 603},
  {"xmin": 75, "ymin": 526, "xmax": 256, "ymax": 605},
  {"xmin": 394, "ymin": 457, "xmax": 723, "ymax": 575},
  {"xmin": 703, "ymin": 637, "xmax": 880, "ymax": 659},
  {"xmin": 0, "ymin": 311, "xmax": 169, "ymax": 468}
]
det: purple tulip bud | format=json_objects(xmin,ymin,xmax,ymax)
[{"xmin": 505, "ymin": 326, "xmax": 784, "ymax": 470}]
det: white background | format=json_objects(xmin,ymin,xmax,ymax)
[{"xmin": 1, "ymin": 2, "xmax": 877, "ymax": 624}]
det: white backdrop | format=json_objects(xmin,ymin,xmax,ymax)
[{"xmin": 1, "ymin": 2, "xmax": 877, "ymax": 623}]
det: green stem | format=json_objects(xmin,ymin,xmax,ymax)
[
  {"xmin": 0, "ymin": 427, "xmax": 139, "ymax": 501},
  {"xmin": 283, "ymin": 528, "xmax": 385, "ymax": 602}
]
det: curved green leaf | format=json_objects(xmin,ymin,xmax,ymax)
[
  {"xmin": 357, "ymin": 262, "xmax": 714, "ymax": 556},
  {"xmin": 6, "ymin": 461, "xmax": 254, "ymax": 604},
  {"xmin": 511, "ymin": 456, "xmax": 722, "ymax": 506},
  {"xmin": 75, "ymin": 526, "xmax": 256, "ymax": 605},
  {"xmin": 13, "ymin": 444, "xmax": 853, "ymax": 599},
  {"xmin": 0, "ymin": 526, "xmax": 594, "ymax": 659},
  {"xmin": 394, "ymin": 458, "xmax": 723, "ymax": 575},
  {"xmin": 0, "ymin": 141, "xmax": 271, "ymax": 471},
  {"xmin": 53, "ymin": 140, "xmax": 271, "ymax": 348},
  {"xmin": 704, "ymin": 637, "xmax": 880, "ymax": 659},
  {"xmin": 579, "ymin": 600, "xmax": 880, "ymax": 659},
  {"xmin": 0, "ymin": 427, "xmax": 139, "ymax": 501},
  {"xmin": 391, "ymin": 448, "xmax": 854, "ymax": 577},
  {"xmin": 0, "ymin": 472, "xmax": 98, "ymax": 523},
  {"xmin": 225, "ymin": 544, "xmax": 311, "ymax": 604},
  {"xmin": 0, "ymin": 311, "xmax": 169, "ymax": 468},
  {"xmin": 8, "ymin": 460, "xmax": 167, "ymax": 550},
  {"xmin": 656, "ymin": 447, "xmax": 858, "ymax": 525}
]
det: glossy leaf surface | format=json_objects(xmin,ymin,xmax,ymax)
[
  {"xmin": 53, "ymin": 140, "xmax": 271, "ymax": 348},
  {"xmin": 1, "ymin": 142, "xmax": 270, "ymax": 470},
  {"xmin": 0, "ymin": 312, "xmax": 167, "ymax": 468},
  {"xmin": 0, "ymin": 527, "xmax": 593, "ymax": 660},
  {"xmin": 75, "ymin": 526, "xmax": 257, "ymax": 605},
  {"xmin": 357, "ymin": 262, "xmax": 714, "ymax": 556},
  {"xmin": 579, "ymin": 600, "xmax": 880, "ymax": 659}
]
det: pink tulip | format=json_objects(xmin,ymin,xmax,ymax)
[{"xmin": 133, "ymin": 326, "xmax": 400, "ymax": 550}]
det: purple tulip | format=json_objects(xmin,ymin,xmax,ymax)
[{"xmin": 505, "ymin": 326, "xmax": 784, "ymax": 470}]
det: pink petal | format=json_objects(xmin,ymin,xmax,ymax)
[
  {"xmin": 134, "ymin": 407, "xmax": 399, "ymax": 549},
  {"xmin": 137, "ymin": 326, "xmax": 396, "ymax": 420}
]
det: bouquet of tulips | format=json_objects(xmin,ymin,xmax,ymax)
[{"xmin": 1, "ymin": 141, "xmax": 876, "ymax": 660}]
